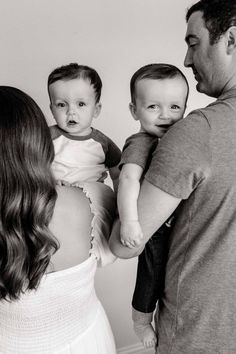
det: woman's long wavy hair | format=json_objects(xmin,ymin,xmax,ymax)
[{"xmin": 0, "ymin": 86, "xmax": 58, "ymax": 301}]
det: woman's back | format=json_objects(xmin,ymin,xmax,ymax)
[{"xmin": 48, "ymin": 185, "xmax": 92, "ymax": 272}]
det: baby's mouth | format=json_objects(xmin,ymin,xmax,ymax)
[
  {"xmin": 158, "ymin": 123, "xmax": 171, "ymax": 129},
  {"xmin": 67, "ymin": 120, "xmax": 77, "ymax": 126}
]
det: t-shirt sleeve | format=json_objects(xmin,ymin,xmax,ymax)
[
  {"xmin": 104, "ymin": 137, "xmax": 122, "ymax": 168},
  {"xmin": 145, "ymin": 111, "xmax": 211, "ymax": 199},
  {"xmin": 92, "ymin": 129, "xmax": 121, "ymax": 168},
  {"xmin": 120, "ymin": 132, "xmax": 158, "ymax": 170}
]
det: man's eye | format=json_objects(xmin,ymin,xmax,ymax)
[{"xmin": 78, "ymin": 102, "xmax": 85, "ymax": 107}]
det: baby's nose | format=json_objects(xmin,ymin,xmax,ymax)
[
  {"xmin": 68, "ymin": 105, "xmax": 76, "ymax": 115},
  {"xmin": 159, "ymin": 109, "xmax": 170, "ymax": 120}
]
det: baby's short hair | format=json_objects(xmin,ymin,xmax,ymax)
[
  {"xmin": 130, "ymin": 63, "xmax": 189, "ymax": 104},
  {"xmin": 48, "ymin": 63, "xmax": 102, "ymax": 103}
]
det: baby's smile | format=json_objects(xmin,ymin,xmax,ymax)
[
  {"xmin": 158, "ymin": 123, "xmax": 170, "ymax": 127},
  {"xmin": 156, "ymin": 123, "xmax": 172, "ymax": 129}
]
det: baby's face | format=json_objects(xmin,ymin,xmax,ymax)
[
  {"xmin": 131, "ymin": 77, "xmax": 188, "ymax": 138},
  {"xmin": 49, "ymin": 78, "xmax": 101, "ymax": 136}
]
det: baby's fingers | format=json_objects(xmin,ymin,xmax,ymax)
[
  {"xmin": 120, "ymin": 239, "xmax": 136, "ymax": 248},
  {"xmin": 133, "ymin": 238, "xmax": 142, "ymax": 247}
]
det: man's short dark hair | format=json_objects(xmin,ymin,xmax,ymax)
[
  {"xmin": 130, "ymin": 63, "xmax": 189, "ymax": 104},
  {"xmin": 186, "ymin": 0, "xmax": 236, "ymax": 44},
  {"xmin": 48, "ymin": 63, "xmax": 102, "ymax": 103}
]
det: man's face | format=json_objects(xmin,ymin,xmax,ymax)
[{"xmin": 184, "ymin": 11, "xmax": 228, "ymax": 98}]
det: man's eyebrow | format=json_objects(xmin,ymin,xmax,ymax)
[{"xmin": 185, "ymin": 34, "xmax": 198, "ymax": 43}]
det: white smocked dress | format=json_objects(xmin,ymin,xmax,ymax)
[{"xmin": 0, "ymin": 182, "xmax": 117, "ymax": 354}]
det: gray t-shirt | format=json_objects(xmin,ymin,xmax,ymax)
[
  {"xmin": 119, "ymin": 132, "xmax": 158, "ymax": 172},
  {"xmin": 145, "ymin": 88, "xmax": 236, "ymax": 353}
]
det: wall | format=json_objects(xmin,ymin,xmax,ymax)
[{"xmin": 1, "ymin": 0, "xmax": 212, "ymax": 350}]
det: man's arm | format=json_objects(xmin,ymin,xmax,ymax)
[{"xmin": 109, "ymin": 179, "xmax": 181, "ymax": 258}]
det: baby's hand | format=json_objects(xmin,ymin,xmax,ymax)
[{"xmin": 120, "ymin": 220, "xmax": 143, "ymax": 248}]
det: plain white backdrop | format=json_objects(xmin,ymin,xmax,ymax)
[{"xmin": 1, "ymin": 0, "xmax": 213, "ymax": 351}]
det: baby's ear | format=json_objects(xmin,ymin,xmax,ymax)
[
  {"xmin": 49, "ymin": 103, "xmax": 56, "ymax": 120},
  {"xmin": 94, "ymin": 102, "xmax": 102, "ymax": 118},
  {"xmin": 129, "ymin": 103, "xmax": 139, "ymax": 121}
]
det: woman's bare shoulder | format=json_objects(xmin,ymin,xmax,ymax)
[{"xmin": 50, "ymin": 185, "xmax": 93, "ymax": 238}]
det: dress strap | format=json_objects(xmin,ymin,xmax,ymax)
[{"xmin": 78, "ymin": 182, "xmax": 117, "ymax": 266}]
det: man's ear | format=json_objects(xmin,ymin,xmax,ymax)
[
  {"xmin": 129, "ymin": 102, "xmax": 139, "ymax": 121},
  {"xmin": 226, "ymin": 26, "xmax": 236, "ymax": 54},
  {"xmin": 93, "ymin": 102, "xmax": 102, "ymax": 118}
]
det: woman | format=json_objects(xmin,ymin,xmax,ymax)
[{"xmin": 0, "ymin": 86, "xmax": 117, "ymax": 353}]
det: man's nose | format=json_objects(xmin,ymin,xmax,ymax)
[{"xmin": 184, "ymin": 48, "xmax": 192, "ymax": 67}]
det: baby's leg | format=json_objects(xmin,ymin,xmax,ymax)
[{"xmin": 132, "ymin": 308, "xmax": 157, "ymax": 349}]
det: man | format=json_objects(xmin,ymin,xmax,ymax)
[{"xmin": 110, "ymin": 0, "xmax": 236, "ymax": 352}]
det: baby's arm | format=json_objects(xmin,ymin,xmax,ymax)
[
  {"xmin": 109, "ymin": 164, "xmax": 120, "ymax": 194},
  {"xmin": 118, "ymin": 163, "xmax": 144, "ymax": 248}
]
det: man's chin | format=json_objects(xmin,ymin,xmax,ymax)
[
  {"xmin": 196, "ymin": 82, "xmax": 201, "ymax": 92},
  {"xmin": 196, "ymin": 81, "xmax": 205, "ymax": 93},
  {"xmin": 196, "ymin": 82, "xmax": 216, "ymax": 97}
]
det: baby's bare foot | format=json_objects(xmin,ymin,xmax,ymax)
[{"xmin": 133, "ymin": 323, "xmax": 157, "ymax": 349}]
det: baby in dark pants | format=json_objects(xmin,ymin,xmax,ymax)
[{"xmin": 118, "ymin": 63, "xmax": 189, "ymax": 348}]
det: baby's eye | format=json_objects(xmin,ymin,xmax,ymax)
[
  {"xmin": 78, "ymin": 102, "xmax": 85, "ymax": 107},
  {"xmin": 171, "ymin": 105, "xmax": 180, "ymax": 110},
  {"xmin": 148, "ymin": 104, "xmax": 159, "ymax": 110},
  {"xmin": 56, "ymin": 102, "xmax": 66, "ymax": 108}
]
